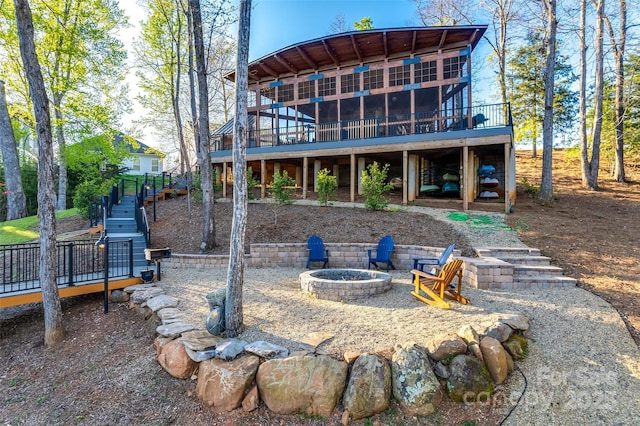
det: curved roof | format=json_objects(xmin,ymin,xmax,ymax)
[{"xmin": 227, "ymin": 25, "xmax": 487, "ymax": 83}]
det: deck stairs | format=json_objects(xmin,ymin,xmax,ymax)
[
  {"xmin": 475, "ymin": 247, "xmax": 577, "ymax": 289},
  {"xmin": 106, "ymin": 195, "xmax": 148, "ymax": 269}
]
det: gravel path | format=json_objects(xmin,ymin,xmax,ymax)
[{"xmin": 157, "ymin": 203, "xmax": 640, "ymax": 424}]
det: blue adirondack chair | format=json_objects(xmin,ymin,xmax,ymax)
[
  {"xmin": 368, "ymin": 235, "xmax": 396, "ymax": 271},
  {"xmin": 413, "ymin": 243, "xmax": 456, "ymax": 276},
  {"xmin": 307, "ymin": 235, "xmax": 329, "ymax": 269}
]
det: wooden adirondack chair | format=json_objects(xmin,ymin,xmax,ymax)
[
  {"xmin": 410, "ymin": 259, "xmax": 468, "ymax": 309},
  {"xmin": 368, "ymin": 235, "xmax": 396, "ymax": 271},
  {"xmin": 307, "ymin": 235, "xmax": 329, "ymax": 269}
]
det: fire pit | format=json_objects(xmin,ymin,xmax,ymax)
[{"xmin": 299, "ymin": 269, "xmax": 392, "ymax": 301}]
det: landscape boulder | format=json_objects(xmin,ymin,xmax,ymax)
[
  {"xmin": 480, "ymin": 336, "xmax": 509, "ymax": 384},
  {"xmin": 196, "ymin": 355, "xmax": 260, "ymax": 412},
  {"xmin": 425, "ymin": 334, "xmax": 467, "ymax": 361},
  {"xmin": 446, "ymin": 354, "xmax": 494, "ymax": 403},
  {"xmin": 256, "ymin": 355, "xmax": 348, "ymax": 418},
  {"xmin": 391, "ymin": 343, "xmax": 442, "ymax": 416},
  {"xmin": 157, "ymin": 339, "xmax": 197, "ymax": 379},
  {"xmin": 342, "ymin": 353, "xmax": 391, "ymax": 420}
]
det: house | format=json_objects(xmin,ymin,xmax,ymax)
[
  {"xmin": 115, "ymin": 133, "xmax": 165, "ymax": 176},
  {"xmin": 211, "ymin": 26, "xmax": 515, "ymax": 212}
]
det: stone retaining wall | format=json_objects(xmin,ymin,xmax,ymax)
[{"xmin": 161, "ymin": 243, "xmax": 508, "ymax": 290}]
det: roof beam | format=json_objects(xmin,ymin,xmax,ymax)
[
  {"xmin": 411, "ymin": 30, "xmax": 417, "ymax": 54},
  {"xmin": 258, "ymin": 61, "xmax": 279, "ymax": 78},
  {"xmin": 439, "ymin": 30, "xmax": 448, "ymax": 49},
  {"xmin": 350, "ymin": 34, "xmax": 363, "ymax": 62},
  {"xmin": 383, "ymin": 32, "xmax": 389, "ymax": 58},
  {"xmin": 296, "ymin": 46, "xmax": 317, "ymax": 70},
  {"xmin": 322, "ymin": 40, "xmax": 340, "ymax": 66},
  {"xmin": 469, "ymin": 29, "xmax": 480, "ymax": 46},
  {"xmin": 274, "ymin": 54, "xmax": 298, "ymax": 74}
]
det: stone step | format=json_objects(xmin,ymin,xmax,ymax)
[
  {"xmin": 492, "ymin": 255, "xmax": 551, "ymax": 266},
  {"xmin": 476, "ymin": 247, "xmax": 541, "ymax": 258},
  {"xmin": 511, "ymin": 275, "xmax": 577, "ymax": 289},
  {"xmin": 513, "ymin": 264, "xmax": 563, "ymax": 277}
]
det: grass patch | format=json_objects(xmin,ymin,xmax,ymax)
[{"xmin": 0, "ymin": 208, "xmax": 79, "ymax": 245}]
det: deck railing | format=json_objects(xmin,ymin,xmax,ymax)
[
  {"xmin": 216, "ymin": 102, "xmax": 511, "ymax": 151},
  {"xmin": 0, "ymin": 239, "xmax": 134, "ymax": 295}
]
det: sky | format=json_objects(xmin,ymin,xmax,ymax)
[{"xmin": 116, "ymin": 0, "xmax": 490, "ymax": 148}]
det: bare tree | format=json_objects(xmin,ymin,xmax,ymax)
[
  {"xmin": 13, "ymin": 0, "xmax": 65, "ymax": 346},
  {"xmin": 539, "ymin": 0, "xmax": 557, "ymax": 203},
  {"xmin": 578, "ymin": 0, "xmax": 589, "ymax": 185},
  {"xmin": 225, "ymin": 0, "xmax": 250, "ymax": 338},
  {"xmin": 0, "ymin": 79, "xmax": 28, "ymax": 220},
  {"xmin": 329, "ymin": 12, "xmax": 349, "ymax": 33},
  {"xmin": 582, "ymin": 0, "xmax": 605, "ymax": 190},
  {"xmin": 188, "ymin": 0, "xmax": 216, "ymax": 252},
  {"xmin": 604, "ymin": 0, "xmax": 627, "ymax": 182}
]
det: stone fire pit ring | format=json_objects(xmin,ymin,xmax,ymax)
[{"xmin": 299, "ymin": 268, "xmax": 392, "ymax": 302}]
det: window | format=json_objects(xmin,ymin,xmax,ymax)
[
  {"xmin": 363, "ymin": 69, "xmax": 383, "ymax": 90},
  {"xmin": 298, "ymin": 80, "xmax": 315, "ymax": 100},
  {"xmin": 318, "ymin": 76, "xmax": 336, "ymax": 96},
  {"xmin": 443, "ymin": 55, "xmax": 467, "ymax": 79},
  {"xmin": 260, "ymin": 86, "xmax": 276, "ymax": 105},
  {"xmin": 248, "ymin": 90, "xmax": 257, "ymax": 107},
  {"xmin": 341, "ymin": 73, "xmax": 360, "ymax": 94},
  {"xmin": 132, "ymin": 157, "xmax": 140, "ymax": 171},
  {"xmin": 389, "ymin": 64, "xmax": 411, "ymax": 86},
  {"xmin": 415, "ymin": 60, "xmax": 437, "ymax": 83},
  {"xmin": 278, "ymin": 83, "xmax": 294, "ymax": 102},
  {"xmin": 151, "ymin": 159, "xmax": 159, "ymax": 172}
]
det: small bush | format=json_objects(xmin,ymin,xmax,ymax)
[
  {"xmin": 361, "ymin": 162, "xmax": 393, "ymax": 211},
  {"xmin": 316, "ymin": 168, "xmax": 337, "ymax": 206},
  {"xmin": 520, "ymin": 177, "xmax": 539, "ymax": 198},
  {"xmin": 269, "ymin": 170, "xmax": 295, "ymax": 223},
  {"xmin": 247, "ymin": 167, "xmax": 260, "ymax": 200},
  {"xmin": 73, "ymin": 179, "xmax": 114, "ymax": 219}
]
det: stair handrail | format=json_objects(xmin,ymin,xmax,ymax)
[{"xmin": 135, "ymin": 196, "xmax": 151, "ymax": 247}]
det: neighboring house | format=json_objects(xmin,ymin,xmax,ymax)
[
  {"xmin": 211, "ymin": 26, "xmax": 515, "ymax": 212},
  {"xmin": 115, "ymin": 133, "xmax": 165, "ymax": 176}
]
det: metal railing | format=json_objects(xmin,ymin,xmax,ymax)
[
  {"xmin": 223, "ymin": 102, "xmax": 511, "ymax": 150},
  {"xmin": 1, "ymin": 239, "xmax": 134, "ymax": 295}
]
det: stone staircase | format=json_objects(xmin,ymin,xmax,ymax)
[
  {"xmin": 106, "ymin": 195, "xmax": 148, "ymax": 269},
  {"xmin": 469, "ymin": 247, "xmax": 577, "ymax": 290}
]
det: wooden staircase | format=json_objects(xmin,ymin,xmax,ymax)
[{"xmin": 107, "ymin": 195, "xmax": 148, "ymax": 269}]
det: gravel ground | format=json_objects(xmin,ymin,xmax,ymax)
[{"xmin": 156, "ymin": 203, "xmax": 640, "ymax": 425}]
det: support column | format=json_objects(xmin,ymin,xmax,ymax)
[
  {"xmin": 504, "ymin": 142, "xmax": 511, "ymax": 214},
  {"xmin": 357, "ymin": 157, "xmax": 365, "ymax": 195},
  {"xmin": 402, "ymin": 151, "xmax": 408, "ymax": 205},
  {"xmin": 314, "ymin": 160, "xmax": 321, "ymax": 192},
  {"xmin": 214, "ymin": 165, "xmax": 222, "ymax": 185},
  {"xmin": 222, "ymin": 161, "xmax": 227, "ymax": 198},
  {"xmin": 261, "ymin": 159, "xmax": 266, "ymax": 199},
  {"xmin": 408, "ymin": 153, "xmax": 418, "ymax": 203},
  {"xmin": 333, "ymin": 164, "xmax": 340, "ymax": 187},
  {"xmin": 463, "ymin": 146, "xmax": 469, "ymax": 211},
  {"xmin": 274, "ymin": 162, "xmax": 281, "ymax": 175},
  {"xmin": 350, "ymin": 154, "xmax": 356, "ymax": 202},
  {"xmin": 302, "ymin": 157, "xmax": 308, "ymax": 199}
]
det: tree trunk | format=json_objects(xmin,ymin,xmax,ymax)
[
  {"xmin": 225, "ymin": 0, "xmax": 251, "ymax": 338},
  {"xmin": 13, "ymin": 0, "xmax": 65, "ymax": 346},
  {"xmin": 579, "ymin": 0, "xmax": 589, "ymax": 185},
  {"xmin": 0, "ymin": 79, "xmax": 28, "ymax": 220},
  {"xmin": 604, "ymin": 0, "xmax": 627, "ymax": 182},
  {"xmin": 539, "ymin": 0, "xmax": 556, "ymax": 203},
  {"xmin": 172, "ymin": 1, "xmax": 190, "ymax": 178},
  {"xmin": 189, "ymin": 0, "xmax": 216, "ymax": 252},
  {"xmin": 584, "ymin": 0, "xmax": 605, "ymax": 190},
  {"xmin": 54, "ymin": 99, "xmax": 67, "ymax": 211}
]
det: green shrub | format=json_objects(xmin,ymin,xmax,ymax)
[
  {"xmin": 73, "ymin": 179, "xmax": 114, "ymax": 219},
  {"xmin": 269, "ymin": 170, "xmax": 295, "ymax": 223},
  {"xmin": 520, "ymin": 177, "xmax": 539, "ymax": 198},
  {"xmin": 247, "ymin": 167, "xmax": 260, "ymax": 200},
  {"xmin": 361, "ymin": 162, "xmax": 393, "ymax": 211},
  {"xmin": 316, "ymin": 168, "xmax": 337, "ymax": 206}
]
